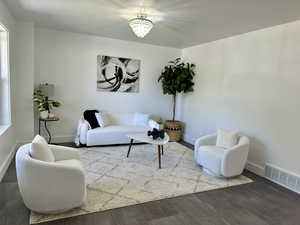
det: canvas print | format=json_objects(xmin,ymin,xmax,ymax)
[{"xmin": 97, "ymin": 55, "xmax": 140, "ymax": 92}]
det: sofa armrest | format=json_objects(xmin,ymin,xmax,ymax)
[
  {"xmin": 148, "ymin": 119, "xmax": 160, "ymax": 129},
  {"xmin": 194, "ymin": 134, "xmax": 217, "ymax": 159},
  {"xmin": 222, "ymin": 136, "xmax": 250, "ymax": 177},
  {"xmin": 194, "ymin": 134, "xmax": 217, "ymax": 150},
  {"xmin": 78, "ymin": 119, "xmax": 90, "ymax": 145},
  {"xmin": 49, "ymin": 145, "xmax": 81, "ymax": 161}
]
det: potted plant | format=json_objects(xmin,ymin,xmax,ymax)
[
  {"xmin": 33, "ymin": 90, "xmax": 61, "ymax": 119},
  {"xmin": 158, "ymin": 58, "xmax": 195, "ymax": 141},
  {"xmin": 157, "ymin": 118, "xmax": 164, "ymax": 130}
]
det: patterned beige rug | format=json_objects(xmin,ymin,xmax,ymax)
[{"xmin": 30, "ymin": 142, "xmax": 252, "ymax": 224}]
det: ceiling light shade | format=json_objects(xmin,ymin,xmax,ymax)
[{"xmin": 129, "ymin": 14, "xmax": 153, "ymax": 38}]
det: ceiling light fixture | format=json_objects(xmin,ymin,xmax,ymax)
[{"xmin": 129, "ymin": 13, "xmax": 153, "ymax": 38}]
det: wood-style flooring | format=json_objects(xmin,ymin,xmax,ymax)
[{"xmin": 1, "ymin": 142, "xmax": 299, "ymax": 225}]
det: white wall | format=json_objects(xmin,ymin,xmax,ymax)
[
  {"xmin": 15, "ymin": 21, "xmax": 35, "ymax": 142},
  {"xmin": 0, "ymin": 0, "xmax": 17, "ymax": 179},
  {"xmin": 34, "ymin": 28, "xmax": 181, "ymax": 142},
  {"xmin": 181, "ymin": 20, "xmax": 300, "ymax": 175}
]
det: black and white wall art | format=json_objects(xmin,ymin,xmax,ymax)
[{"xmin": 97, "ymin": 55, "xmax": 140, "ymax": 92}]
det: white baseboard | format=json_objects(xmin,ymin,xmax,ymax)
[
  {"xmin": 46, "ymin": 135, "xmax": 74, "ymax": 143},
  {"xmin": 246, "ymin": 161, "xmax": 265, "ymax": 177},
  {"xmin": 37, "ymin": 135, "xmax": 74, "ymax": 143},
  {"xmin": 0, "ymin": 144, "xmax": 17, "ymax": 182}
]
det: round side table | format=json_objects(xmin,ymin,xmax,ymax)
[{"xmin": 39, "ymin": 117, "xmax": 59, "ymax": 144}]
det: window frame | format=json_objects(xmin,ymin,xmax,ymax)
[{"xmin": 0, "ymin": 22, "xmax": 12, "ymax": 135}]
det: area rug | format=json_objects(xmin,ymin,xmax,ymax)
[{"xmin": 30, "ymin": 142, "xmax": 253, "ymax": 224}]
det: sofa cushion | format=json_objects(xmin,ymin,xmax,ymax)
[
  {"xmin": 134, "ymin": 113, "xmax": 149, "ymax": 126},
  {"xmin": 106, "ymin": 113, "xmax": 135, "ymax": 126},
  {"xmin": 216, "ymin": 129, "xmax": 239, "ymax": 149},
  {"xmin": 30, "ymin": 135, "xmax": 55, "ymax": 162},
  {"xmin": 83, "ymin": 110, "xmax": 100, "ymax": 129},
  {"xmin": 88, "ymin": 125, "xmax": 149, "ymax": 135},
  {"xmin": 95, "ymin": 112, "xmax": 110, "ymax": 128},
  {"xmin": 87, "ymin": 125, "xmax": 149, "ymax": 146},
  {"xmin": 196, "ymin": 146, "xmax": 226, "ymax": 176}
]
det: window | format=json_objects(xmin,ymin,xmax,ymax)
[{"xmin": 0, "ymin": 23, "xmax": 11, "ymax": 129}]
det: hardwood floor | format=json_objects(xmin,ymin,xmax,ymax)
[{"xmin": 1, "ymin": 142, "xmax": 300, "ymax": 225}]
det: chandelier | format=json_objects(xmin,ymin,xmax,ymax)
[{"xmin": 129, "ymin": 13, "xmax": 153, "ymax": 38}]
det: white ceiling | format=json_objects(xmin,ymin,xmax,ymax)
[{"xmin": 5, "ymin": 0, "xmax": 300, "ymax": 48}]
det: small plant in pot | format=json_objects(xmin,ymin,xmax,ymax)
[
  {"xmin": 158, "ymin": 58, "xmax": 195, "ymax": 141},
  {"xmin": 157, "ymin": 118, "xmax": 164, "ymax": 130},
  {"xmin": 33, "ymin": 90, "xmax": 61, "ymax": 119}
]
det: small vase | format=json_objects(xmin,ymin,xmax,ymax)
[
  {"xmin": 48, "ymin": 112, "xmax": 55, "ymax": 118},
  {"xmin": 40, "ymin": 111, "xmax": 49, "ymax": 119}
]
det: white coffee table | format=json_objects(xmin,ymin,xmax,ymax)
[{"xmin": 126, "ymin": 133, "xmax": 170, "ymax": 169}]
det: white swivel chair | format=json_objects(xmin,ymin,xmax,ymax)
[
  {"xmin": 16, "ymin": 144, "xmax": 86, "ymax": 214},
  {"xmin": 194, "ymin": 134, "xmax": 249, "ymax": 177}
]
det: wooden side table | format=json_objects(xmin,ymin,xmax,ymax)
[{"xmin": 39, "ymin": 117, "xmax": 59, "ymax": 144}]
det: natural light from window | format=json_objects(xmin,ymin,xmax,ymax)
[{"xmin": 0, "ymin": 23, "xmax": 11, "ymax": 131}]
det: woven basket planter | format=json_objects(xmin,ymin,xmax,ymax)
[{"xmin": 164, "ymin": 120, "xmax": 183, "ymax": 142}]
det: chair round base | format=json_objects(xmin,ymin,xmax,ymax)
[{"xmin": 203, "ymin": 167, "xmax": 223, "ymax": 178}]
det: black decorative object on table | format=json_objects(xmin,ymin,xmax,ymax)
[{"xmin": 148, "ymin": 128, "xmax": 165, "ymax": 140}]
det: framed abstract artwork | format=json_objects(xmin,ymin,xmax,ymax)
[{"xmin": 97, "ymin": 55, "xmax": 140, "ymax": 92}]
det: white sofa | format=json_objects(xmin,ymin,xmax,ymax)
[
  {"xmin": 16, "ymin": 144, "xmax": 86, "ymax": 214},
  {"xmin": 77, "ymin": 112, "xmax": 159, "ymax": 146},
  {"xmin": 194, "ymin": 134, "xmax": 250, "ymax": 177}
]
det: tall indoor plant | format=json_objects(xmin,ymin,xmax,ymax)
[{"xmin": 158, "ymin": 58, "xmax": 195, "ymax": 141}]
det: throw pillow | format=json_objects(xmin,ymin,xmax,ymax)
[
  {"xmin": 95, "ymin": 112, "xmax": 110, "ymax": 128},
  {"xmin": 83, "ymin": 109, "xmax": 100, "ymax": 129},
  {"xmin": 134, "ymin": 113, "xmax": 149, "ymax": 126},
  {"xmin": 216, "ymin": 129, "xmax": 239, "ymax": 149},
  {"xmin": 30, "ymin": 135, "xmax": 55, "ymax": 162}
]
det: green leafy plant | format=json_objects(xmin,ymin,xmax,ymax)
[
  {"xmin": 158, "ymin": 58, "xmax": 196, "ymax": 121},
  {"xmin": 157, "ymin": 118, "xmax": 163, "ymax": 125},
  {"xmin": 33, "ymin": 90, "xmax": 61, "ymax": 112}
]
